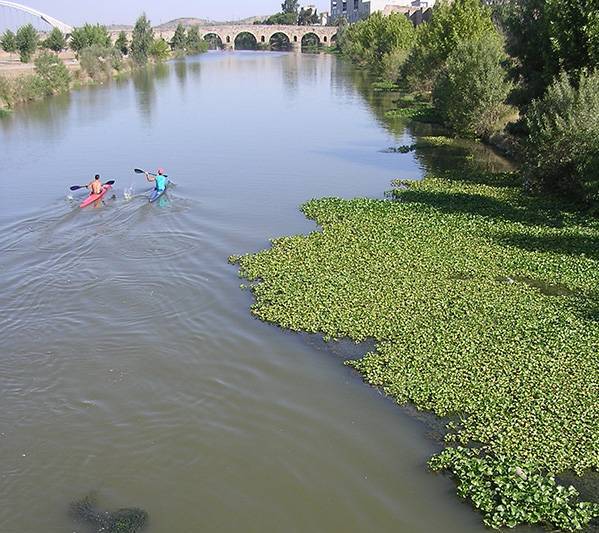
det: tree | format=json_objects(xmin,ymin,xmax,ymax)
[
  {"xmin": 131, "ymin": 14, "xmax": 154, "ymax": 65},
  {"xmin": 115, "ymin": 31, "xmax": 129, "ymax": 55},
  {"xmin": 34, "ymin": 51, "xmax": 71, "ymax": 94},
  {"xmin": 405, "ymin": 0, "xmax": 499, "ymax": 89},
  {"xmin": 15, "ymin": 24, "xmax": 39, "ymax": 63},
  {"xmin": 264, "ymin": 12, "xmax": 297, "ymax": 25},
  {"xmin": 186, "ymin": 26, "xmax": 208, "ymax": 54},
  {"xmin": 69, "ymin": 24, "xmax": 111, "ymax": 53},
  {"xmin": 298, "ymin": 8, "xmax": 319, "ymax": 26},
  {"xmin": 1, "ymin": 30, "xmax": 17, "ymax": 54},
  {"xmin": 339, "ymin": 12, "xmax": 415, "ymax": 71},
  {"xmin": 433, "ymin": 35, "xmax": 512, "ymax": 138},
  {"xmin": 170, "ymin": 23, "xmax": 186, "ymax": 51},
  {"xmin": 150, "ymin": 38, "xmax": 170, "ymax": 61},
  {"xmin": 281, "ymin": 0, "xmax": 299, "ymax": 14},
  {"xmin": 44, "ymin": 28, "xmax": 67, "ymax": 53}
]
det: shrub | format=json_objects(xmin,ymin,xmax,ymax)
[
  {"xmin": 523, "ymin": 70, "xmax": 599, "ymax": 209},
  {"xmin": 170, "ymin": 24, "xmax": 186, "ymax": 51},
  {"xmin": 0, "ymin": 75, "xmax": 14, "ymax": 108},
  {"xmin": 13, "ymin": 74, "xmax": 47, "ymax": 102},
  {"xmin": 150, "ymin": 38, "xmax": 170, "ymax": 62},
  {"xmin": 115, "ymin": 31, "xmax": 129, "ymax": 56},
  {"xmin": 15, "ymin": 24, "xmax": 38, "ymax": 63},
  {"xmin": 381, "ymin": 47, "xmax": 409, "ymax": 83},
  {"xmin": 34, "ymin": 51, "xmax": 71, "ymax": 95},
  {"xmin": 433, "ymin": 36, "xmax": 512, "ymax": 138},
  {"xmin": 79, "ymin": 46, "xmax": 122, "ymax": 80},
  {"xmin": 186, "ymin": 26, "xmax": 208, "ymax": 54}
]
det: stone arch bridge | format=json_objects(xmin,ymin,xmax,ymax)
[{"xmin": 152, "ymin": 25, "xmax": 338, "ymax": 50}]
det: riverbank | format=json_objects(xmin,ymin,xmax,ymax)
[{"xmin": 231, "ymin": 166, "xmax": 599, "ymax": 530}]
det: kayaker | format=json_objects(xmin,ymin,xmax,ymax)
[
  {"xmin": 145, "ymin": 168, "xmax": 168, "ymax": 192},
  {"xmin": 87, "ymin": 175, "xmax": 103, "ymax": 195}
]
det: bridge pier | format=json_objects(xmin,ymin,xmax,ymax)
[{"xmin": 291, "ymin": 41, "xmax": 302, "ymax": 53}]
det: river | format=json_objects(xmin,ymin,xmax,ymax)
[{"xmin": 0, "ymin": 52, "xmax": 513, "ymax": 532}]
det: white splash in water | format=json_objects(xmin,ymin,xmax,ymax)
[
  {"xmin": 124, "ymin": 186, "xmax": 134, "ymax": 201},
  {"xmin": 67, "ymin": 194, "xmax": 74, "ymax": 201}
]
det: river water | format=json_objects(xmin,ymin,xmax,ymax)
[{"xmin": 0, "ymin": 52, "xmax": 513, "ymax": 532}]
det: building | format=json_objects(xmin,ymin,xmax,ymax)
[{"xmin": 331, "ymin": 0, "xmax": 435, "ymax": 23}]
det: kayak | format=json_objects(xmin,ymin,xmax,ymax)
[
  {"xmin": 149, "ymin": 181, "xmax": 169, "ymax": 204},
  {"xmin": 80, "ymin": 184, "xmax": 112, "ymax": 208}
]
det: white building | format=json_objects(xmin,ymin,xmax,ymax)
[{"xmin": 331, "ymin": 0, "xmax": 435, "ymax": 22}]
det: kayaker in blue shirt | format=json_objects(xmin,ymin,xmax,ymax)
[{"xmin": 145, "ymin": 168, "xmax": 168, "ymax": 192}]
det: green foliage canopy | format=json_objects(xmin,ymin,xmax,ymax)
[
  {"xmin": 34, "ymin": 51, "xmax": 71, "ymax": 94},
  {"xmin": 44, "ymin": 28, "xmax": 67, "ymax": 53},
  {"xmin": 1, "ymin": 30, "xmax": 17, "ymax": 53},
  {"xmin": 114, "ymin": 31, "xmax": 129, "ymax": 55},
  {"xmin": 130, "ymin": 14, "xmax": 154, "ymax": 65},
  {"xmin": 170, "ymin": 24, "xmax": 187, "ymax": 51},
  {"xmin": 433, "ymin": 36, "xmax": 512, "ymax": 138},
  {"xmin": 69, "ymin": 24, "xmax": 111, "ymax": 53},
  {"xmin": 15, "ymin": 24, "xmax": 38, "ymax": 63}
]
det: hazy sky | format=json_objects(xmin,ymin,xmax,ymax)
[{"xmin": 21, "ymin": 1, "xmax": 329, "ymax": 26}]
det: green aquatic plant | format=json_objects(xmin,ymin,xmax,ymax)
[
  {"xmin": 70, "ymin": 494, "xmax": 148, "ymax": 533},
  {"xmin": 384, "ymin": 102, "xmax": 439, "ymax": 123},
  {"xmin": 372, "ymin": 80, "xmax": 400, "ymax": 92},
  {"xmin": 231, "ymin": 171, "xmax": 599, "ymax": 530}
]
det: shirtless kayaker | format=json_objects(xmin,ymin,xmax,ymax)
[{"xmin": 87, "ymin": 175, "xmax": 103, "ymax": 195}]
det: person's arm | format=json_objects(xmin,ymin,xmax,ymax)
[{"xmin": 145, "ymin": 172, "xmax": 156, "ymax": 183}]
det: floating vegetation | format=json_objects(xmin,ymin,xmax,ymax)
[
  {"xmin": 231, "ymin": 171, "xmax": 599, "ymax": 530},
  {"xmin": 384, "ymin": 102, "xmax": 439, "ymax": 123},
  {"xmin": 70, "ymin": 494, "xmax": 148, "ymax": 533},
  {"xmin": 371, "ymin": 80, "xmax": 400, "ymax": 92},
  {"xmin": 381, "ymin": 144, "xmax": 417, "ymax": 153}
]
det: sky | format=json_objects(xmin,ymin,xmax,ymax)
[{"xmin": 19, "ymin": 0, "xmax": 329, "ymax": 26}]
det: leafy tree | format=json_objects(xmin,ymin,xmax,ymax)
[
  {"xmin": 405, "ymin": 0, "xmax": 499, "ymax": 89},
  {"xmin": 523, "ymin": 70, "xmax": 599, "ymax": 209},
  {"xmin": 170, "ymin": 23, "xmax": 187, "ymax": 51},
  {"xmin": 130, "ymin": 14, "xmax": 154, "ymax": 65},
  {"xmin": 44, "ymin": 28, "xmax": 67, "ymax": 53},
  {"xmin": 79, "ymin": 45, "xmax": 123, "ymax": 79},
  {"xmin": 186, "ymin": 26, "xmax": 208, "ymax": 54},
  {"xmin": 298, "ymin": 7, "xmax": 319, "ymax": 25},
  {"xmin": 281, "ymin": 0, "xmax": 299, "ymax": 14},
  {"xmin": 263, "ymin": 12, "xmax": 297, "ymax": 25},
  {"xmin": 150, "ymin": 38, "xmax": 170, "ymax": 61},
  {"xmin": 15, "ymin": 24, "xmax": 39, "ymax": 63},
  {"xmin": 500, "ymin": 0, "xmax": 599, "ymax": 105},
  {"xmin": 1, "ymin": 30, "xmax": 17, "ymax": 54},
  {"xmin": 433, "ymin": 35, "xmax": 512, "ymax": 138},
  {"xmin": 34, "ymin": 51, "xmax": 71, "ymax": 94},
  {"xmin": 115, "ymin": 31, "xmax": 129, "ymax": 55},
  {"xmin": 69, "ymin": 24, "xmax": 111, "ymax": 53},
  {"xmin": 339, "ymin": 12, "xmax": 415, "ymax": 72}
]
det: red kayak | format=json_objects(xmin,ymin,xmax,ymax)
[{"xmin": 80, "ymin": 184, "xmax": 112, "ymax": 208}]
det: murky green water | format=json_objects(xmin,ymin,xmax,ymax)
[{"xmin": 1, "ymin": 52, "xmax": 514, "ymax": 532}]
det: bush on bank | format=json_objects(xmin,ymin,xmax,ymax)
[
  {"xmin": 432, "ymin": 35, "xmax": 512, "ymax": 138},
  {"xmin": 523, "ymin": 70, "xmax": 599, "ymax": 211},
  {"xmin": 231, "ymin": 170, "xmax": 599, "ymax": 530}
]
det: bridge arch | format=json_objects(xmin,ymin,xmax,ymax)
[
  {"xmin": 203, "ymin": 32, "xmax": 223, "ymax": 50},
  {"xmin": 301, "ymin": 32, "xmax": 320, "ymax": 50},
  {"xmin": 0, "ymin": 1, "xmax": 73, "ymax": 33},
  {"xmin": 234, "ymin": 31, "xmax": 258, "ymax": 50}
]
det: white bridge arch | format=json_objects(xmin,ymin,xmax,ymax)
[{"xmin": 0, "ymin": 1, "xmax": 73, "ymax": 33}]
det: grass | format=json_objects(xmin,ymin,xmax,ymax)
[{"xmin": 231, "ymin": 170, "xmax": 599, "ymax": 530}]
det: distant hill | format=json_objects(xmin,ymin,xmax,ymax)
[{"xmin": 155, "ymin": 16, "xmax": 269, "ymax": 30}]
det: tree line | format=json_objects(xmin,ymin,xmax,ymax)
[
  {"xmin": 337, "ymin": 0, "xmax": 599, "ymax": 211},
  {"xmin": 0, "ymin": 14, "xmax": 209, "ymax": 111}
]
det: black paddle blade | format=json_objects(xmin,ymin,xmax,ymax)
[
  {"xmin": 134, "ymin": 168, "xmax": 146, "ymax": 174},
  {"xmin": 105, "ymin": 180, "xmax": 115, "ymax": 186},
  {"xmin": 70, "ymin": 185, "xmax": 85, "ymax": 191}
]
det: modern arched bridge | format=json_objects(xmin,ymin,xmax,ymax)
[
  {"xmin": 150, "ymin": 25, "xmax": 338, "ymax": 50},
  {"xmin": 0, "ymin": 1, "xmax": 73, "ymax": 33}
]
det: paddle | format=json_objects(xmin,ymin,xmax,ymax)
[
  {"xmin": 134, "ymin": 168, "xmax": 174, "ymax": 186},
  {"xmin": 70, "ymin": 180, "xmax": 115, "ymax": 191}
]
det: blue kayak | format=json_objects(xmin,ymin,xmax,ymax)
[{"xmin": 149, "ymin": 181, "xmax": 169, "ymax": 203}]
